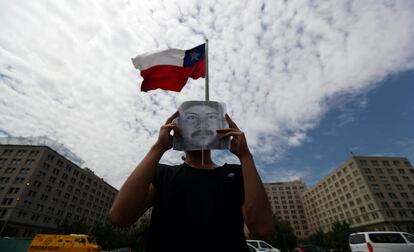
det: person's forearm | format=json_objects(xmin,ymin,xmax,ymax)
[
  {"xmin": 240, "ymin": 153, "xmax": 274, "ymax": 237},
  {"xmin": 108, "ymin": 144, "xmax": 165, "ymax": 227}
]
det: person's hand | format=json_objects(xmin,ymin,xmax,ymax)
[
  {"xmin": 217, "ymin": 114, "xmax": 251, "ymax": 159},
  {"xmin": 153, "ymin": 111, "xmax": 180, "ymax": 152}
]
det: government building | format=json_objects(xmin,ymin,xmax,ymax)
[
  {"xmin": 2, "ymin": 138, "xmax": 414, "ymax": 239},
  {"xmin": 264, "ymin": 180, "xmax": 309, "ymax": 239},
  {"xmin": 0, "ymin": 138, "xmax": 118, "ymax": 237},
  {"xmin": 264, "ymin": 156, "xmax": 414, "ymax": 239},
  {"xmin": 301, "ymin": 156, "xmax": 414, "ymax": 234}
]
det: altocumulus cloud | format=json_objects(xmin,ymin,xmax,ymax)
[{"xmin": 1, "ymin": 0, "xmax": 414, "ymax": 188}]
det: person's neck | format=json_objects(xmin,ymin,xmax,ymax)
[{"xmin": 184, "ymin": 150, "xmax": 218, "ymax": 169}]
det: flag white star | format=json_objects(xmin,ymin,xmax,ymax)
[{"xmin": 190, "ymin": 51, "xmax": 200, "ymax": 61}]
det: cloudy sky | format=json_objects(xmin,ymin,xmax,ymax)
[{"xmin": 1, "ymin": 0, "xmax": 414, "ymax": 189}]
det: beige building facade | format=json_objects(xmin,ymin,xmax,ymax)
[
  {"xmin": 264, "ymin": 180, "xmax": 309, "ymax": 239},
  {"xmin": 0, "ymin": 144, "xmax": 118, "ymax": 237},
  {"xmin": 301, "ymin": 156, "xmax": 414, "ymax": 235}
]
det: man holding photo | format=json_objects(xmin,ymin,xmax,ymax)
[{"xmin": 109, "ymin": 102, "xmax": 273, "ymax": 252}]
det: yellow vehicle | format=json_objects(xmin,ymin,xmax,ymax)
[{"xmin": 28, "ymin": 234, "xmax": 101, "ymax": 252}]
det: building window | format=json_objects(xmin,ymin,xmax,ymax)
[
  {"xmin": 1, "ymin": 198, "xmax": 13, "ymax": 205},
  {"xmin": 399, "ymin": 210, "xmax": 408, "ymax": 217},
  {"xmin": 388, "ymin": 192, "xmax": 397, "ymax": 199},
  {"xmin": 391, "ymin": 176, "xmax": 399, "ymax": 182},
  {"xmin": 40, "ymin": 194, "xmax": 48, "ymax": 201},
  {"xmin": 47, "ymin": 154, "xmax": 55, "ymax": 161},
  {"xmin": 363, "ymin": 194, "xmax": 371, "ymax": 201},
  {"xmin": 386, "ymin": 210, "xmax": 394, "ymax": 217},
  {"xmin": 65, "ymin": 165, "xmax": 72, "ymax": 172},
  {"xmin": 48, "ymin": 176, "xmax": 56, "ymax": 184},
  {"xmin": 7, "ymin": 187, "xmax": 19, "ymax": 194},
  {"xmin": 19, "ymin": 168, "xmax": 31, "ymax": 174},
  {"xmin": 398, "ymin": 169, "xmax": 406, "ymax": 174},
  {"xmin": 36, "ymin": 171, "xmax": 46, "ymax": 179},
  {"xmin": 25, "ymin": 159, "xmax": 35, "ymax": 165},
  {"xmin": 5, "ymin": 168, "xmax": 16, "ymax": 174},
  {"xmin": 29, "ymin": 150, "xmax": 39, "ymax": 157},
  {"xmin": 395, "ymin": 184, "xmax": 404, "ymax": 190},
  {"xmin": 387, "ymin": 168, "xmax": 394, "ymax": 174},
  {"xmin": 45, "ymin": 185, "xmax": 52, "ymax": 192},
  {"xmin": 52, "ymin": 168, "xmax": 60, "ymax": 175},
  {"xmin": 2, "ymin": 149, "xmax": 13, "ymax": 155},
  {"xmin": 17, "ymin": 210, "xmax": 27, "ymax": 219},
  {"xmin": 14, "ymin": 177, "xmax": 25, "ymax": 184}
]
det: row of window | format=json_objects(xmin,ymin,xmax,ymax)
[
  {"xmin": 40, "ymin": 161, "xmax": 116, "ymax": 198},
  {"xmin": 1, "ymin": 149, "xmax": 40, "ymax": 157},
  {"xmin": 367, "ymin": 174, "xmax": 412, "ymax": 183},
  {"xmin": 380, "ymin": 201, "xmax": 414, "ymax": 209},
  {"xmin": 0, "ymin": 158, "xmax": 37, "ymax": 166},
  {"xmin": 374, "ymin": 191, "xmax": 413, "ymax": 200},
  {"xmin": 364, "ymin": 167, "xmax": 413, "ymax": 175},
  {"xmin": 15, "ymin": 209, "xmax": 106, "ymax": 226},
  {"xmin": 29, "ymin": 180, "xmax": 114, "ymax": 205},
  {"xmin": 359, "ymin": 159, "xmax": 411, "ymax": 167}
]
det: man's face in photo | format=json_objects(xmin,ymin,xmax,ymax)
[
  {"xmin": 180, "ymin": 104, "xmax": 220, "ymax": 147},
  {"xmin": 173, "ymin": 100, "xmax": 229, "ymax": 151}
]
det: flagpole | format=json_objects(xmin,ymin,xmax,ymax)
[{"xmin": 205, "ymin": 39, "xmax": 209, "ymax": 101}]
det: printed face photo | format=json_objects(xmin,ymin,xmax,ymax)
[{"xmin": 173, "ymin": 101, "xmax": 230, "ymax": 151}]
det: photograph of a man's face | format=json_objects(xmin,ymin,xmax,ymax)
[{"xmin": 173, "ymin": 101, "xmax": 230, "ymax": 151}]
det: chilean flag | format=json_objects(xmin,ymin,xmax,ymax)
[{"xmin": 132, "ymin": 44, "xmax": 206, "ymax": 92}]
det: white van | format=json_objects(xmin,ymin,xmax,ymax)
[
  {"xmin": 246, "ymin": 240, "xmax": 280, "ymax": 252},
  {"xmin": 349, "ymin": 231, "xmax": 414, "ymax": 252}
]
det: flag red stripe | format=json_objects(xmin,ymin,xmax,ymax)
[{"xmin": 140, "ymin": 59, "xmax": 205, "ymax": 92}]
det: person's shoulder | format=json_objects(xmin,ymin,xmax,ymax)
[
  {"xmin": 157, "ymin": 163, "xmax": 186, "ymax": 172},
  {"xmin": 157, "ymin": 163, "xmax": 183, "ymax": 168},
  {"xmin": 153, "ymin": 163, "xmax": 184, "ymax": 184},
  {"xmin": 222, "ymin": 163, "xmax": 242, "ymax": 171},
  {"xmin": 222, "ymin": 163, "xmax": 241, "ymax": 168}
]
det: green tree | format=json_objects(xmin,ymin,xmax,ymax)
[
  {"xmin": 56, "ymin": 218, "xmax": 89, "ymax": 234},
  {"xmin": 306, "ymin": 228, "xmax": 327, "ymax": 248},
  {"xmin": 327, "ymin": 221, "xmax": 351, "ymax": 252},
  {"xmin": 268, "ymin": 216, "xmax": 297, "ymax": 252},
  {"xmin": 305, "ymin": 221, "xmax": 352, "ymax": 251}
]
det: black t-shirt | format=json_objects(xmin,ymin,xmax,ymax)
[{"xmin": 147, "ymin": 162, "xmax": 249, "ymax": 252}]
